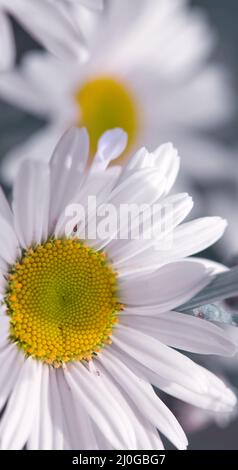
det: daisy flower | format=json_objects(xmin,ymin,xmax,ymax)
[
  {"xmin": 0, "ymin": 0, "xmax": 103, "ymax": 70},
  {"xmin": 0, "ymin": 0, "xmax": 234, "ymax": 186},
  {"xmin": 0, "ymin": 127, "xmax": 236, "ymax": 450}
]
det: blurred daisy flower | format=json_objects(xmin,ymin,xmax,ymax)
[
  {"xmin": 0, "ymin": 0, "xmax": 103, "ymax": 70},
  {"xmin": 0, "ymin": 0, "xmax": 234, "ymax": 185},
  {"xmin": 0, "ymin": 127, "xmax": 236, "ymax": 450}
]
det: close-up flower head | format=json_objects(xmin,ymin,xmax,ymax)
[
  {"xmin": 1, "ymin": 0, "xmax": 238, "ymax": 458},
  {"xmin": 0, "ymin": 128, "xmax": 236, "ymax": 450}
]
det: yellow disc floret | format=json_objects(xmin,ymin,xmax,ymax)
[
  {"xmin": 75, "ymin": 76, "xmax": 139, "ymax": 157},
  {"xmin": 6, "ymin": 239, "xmax": 121, "ymax": 367}
]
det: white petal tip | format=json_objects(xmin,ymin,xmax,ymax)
[{"xmin": 96, "ymin": 128, "xmax": 128, "ymax": 166}]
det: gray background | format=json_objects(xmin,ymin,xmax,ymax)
[{"xmin": 190, "ymin": 0, "xmax": 238, "ymax": 450}]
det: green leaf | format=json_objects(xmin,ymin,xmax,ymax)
[{"xmin": 178, "ymin": 266, "xmax": 238, "ymax": 312}]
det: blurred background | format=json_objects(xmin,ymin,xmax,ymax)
[
  {"xmin": 181, "ymin": 1, "xmax": 238, "ymax": 448},
  {"xmin": 0, "ymin": 0, "xmax": 238, "ymax": 450}
]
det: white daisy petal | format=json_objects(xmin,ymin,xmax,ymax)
[
  {"xmin": 64, "ymin": 362, "xmax": 136, "ymax": 449},
  {"xmin": 79, "ymin": 0, "xmax": 103, "ymax": 9},
  {"xmin": 92, "ymin": 426, "xmax": 112, "ymax": 451},
  {"xmin": 115, "ymin": 348, "xmax": 237, "ymax": 414},
  {"xmin": 57, "ymin": 369, "xmax": 99, "ymax": 450},
  {"xmin": 145, "ymin": 426, "xmax": 165, "ymax": 450},
  {"xmin": 197, "ymin": 366, "xmax": 237, "ymax": 410},
  {"xmin": 148, "ymin": 4, "xmax": 215, "ymax": 76},
  {"xmin": 0, "ymin": 11, "xmax": 15, "ymax": 70},
  {"xmin": 0, "ymin": 256, "xmax": 8, "ymax": 274},
  {"xmin": 54, "ymin": 166, "xmax": 120, "ymax": 239},
  {"xmin": 121, "ymin": 312, "xmax": 236, "ymax": 356},
  {"xmin": 71, "ymin": 393, "xmax": 99, "ymax": 450},
  {"xmin": 107, "ymin": 168, "xmax": 167, "ymax": 206},
  {"xmin": 0, "ymin": 358, "xmax": 41, "ymax": 450},
  {"xmin": 157, "ymin": 217, "xmax": 227, "ymax": 262},
  {"xmin": 0, "ymin": 216, "xmax": 20, "ymax": 265},
  {"xmin": 0, "ymin": 68, "xmax": 51, "ymax": 116},
  {"xmin": 157, "ymin": 375, "xmax": 237, "ymax": 413},
  {"xmin": 37, "ymin": 366, "xmax": 54, "ymax": 450},
  {"xmin": 56, "ymin": 369, "xmax": 81, "ymax": 450},
  {"xmin": 94, "ymin": 360, "xmax": 164, "ymax": 450},
  {"xmin": 0, "ymin": 187, "xmax": 13, "ymax": 228},
  {"xmin": 0, "ymin": 255, "xmax": 8, "ymax": 293},
  {"xmin": 0, "ymin": 344, "xmax": 22, "ymax": 412},
  {"xmin": 49, "ymin": 127, "xmax": 89, "ymax": 232},
  {"xmin": 13, "ymin": 160, "xmax": 50, "ymax": 249},
  {"xmin": 57, "ymin": 367, "xmax": 99, "ymax": 450},
  {"xmin": 27, "ymin": 365, "xmax": 43, "ymax": 450},
  {"xmin": 78, "ymin": 168, "xmax": 121, "ymax": 230},
  {"xmin": 74, "ymin": 404, "xmax": 99, "ymax": 450},
  {"xmin": 7, "ymin": 0, "xmax": 88, "ymax": 62},
  {"xmin": 48, "ymin": 369, "xmax": 64, "ymax": 450},
  {"xmin": 120, "ymin": 217, "xmax": 226, "ymax": 274},
  {"xmin": 173, "ymin": 65, "xmax": 232, "ymax": 127},
  {"xmin": 18, "ymin": 51, "xmax": 79, "ymax": 108},
  {"xmin": 118, "ymin": 143, "xmax": 179, "ymax": 193},
  {"xmin": 114, "ymin": 325, "xmax": 211, "ymax": 394},
  {"xmin": 0, "ymin": 314, "xmax": 9, "ymax": 347},
  {"xmin": 27, "ymin": 400, "xmax": 41, "ymax": 450},
  {"xmin": 92, "ymin": 128, "xmax": 128, "ymax": 172},
  {"xmin": 0, "ymin": 273, "xmax": 7, "ymax": 295},
  {"xmin": 118, "ymin": 147, "xmax": 149, "ymax": 174},
  {"xmin": 109, "ymin": 192, "xmax": 193, "ymax": 267},
  {"xmin": 119, "ymin": 259, "xmax": 211, "ymax": 311},
  {"xmin": 100, "ymin": 349, "xmax": 187, "ymax": 449},
  {"xmin": 34, "ymin": 365, "xmax": 85, "ymax": 450},
  {"xmin": 91, "ymin": 168, "xmax": 168, "ymax": 251},
  {"xmin": 151, "ymin": 143, "xmax": 180, "ymax": 194}
]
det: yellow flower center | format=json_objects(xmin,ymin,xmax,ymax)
[
  {"xmin": 75, "ymin": 76, "xmax": 139, "ymax": 157},
  {"xmin": 6, "ymin": 239, "xmax": 121, "ymax": 367}
]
